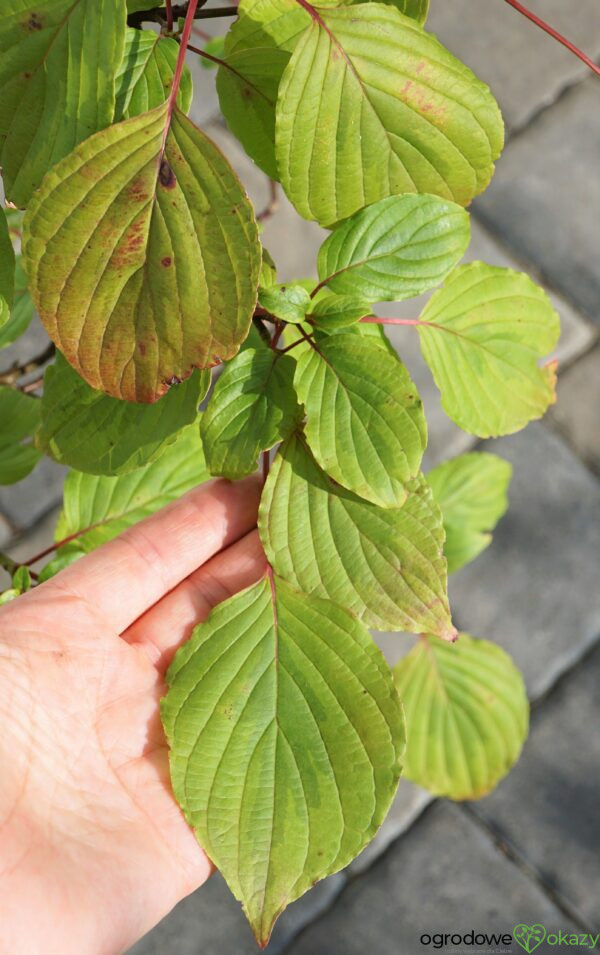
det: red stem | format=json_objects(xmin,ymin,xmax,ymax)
[
  {"xmin": 165, "ymin": 0, "xmax": 199, "ymax": 138},
  {"xmin": 360, "ymin": 316, "xmax": 421, "ymax": 326},
  {"xmin": 165, "ymin": 0, "xmax": 173, "ymax": 31},
  {"xmin": 504, "ymin": 0, "xmax": 600, "ymax": 77}
]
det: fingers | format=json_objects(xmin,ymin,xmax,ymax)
[
  {"xmin": 122, "ymin": 529, "xmax": 267, "ymax": 673},
  {"xmin": 47, "ymin": 475, "xmax": 262, "ymax": 634}
]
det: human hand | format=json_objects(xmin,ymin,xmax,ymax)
[{"xmin": 0, "ymin": 476, "xmax": 265, "ymax": 955}]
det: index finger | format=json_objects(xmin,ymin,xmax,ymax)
[{"xmin": 46, "ymin": 474, "xmax": 262, "ymax": 633}]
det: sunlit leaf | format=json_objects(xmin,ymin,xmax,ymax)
[
  {"xmin": 427, "ymin": 452, "xmax": 512, "ymax": 573},
  {"xmin": 258, "ymin": 283, "xmax": 311, "ymax": 323},
  {"xmin": 418, "ymin": 263, "xmax": 560, "ymax": 437},
  {"xmin": 162, "ymin": 574, "xmax": 404, "ymax": 945},
  {"xmin": 0, "ymin": 0, "xmax": 126, "ymax": 206},
  {"xmin": 316, "ymin": 195, "xmax": 470, "ymax": 302},
  {"xmin": 114, "ymin": 29, "xmax": 193, "ymax": 121},
  {"xmin": 394, "ymin": 634, "xmax": 528, "ymax": 799},
  {"xmin": 293, "ymin": 332, "xmax": 426, "ymax": 507},
  {"xmin": 201, "ymin": 348, "xmax": 301, "ymax": 479},
  {"xmin": 38, "ymin": 353, "xmax": 209, "ymax": 476},
  {"xmin": 23, "ymin": 103, "xmax": 261, "ymax": 401},
  {"xmin": 276, "ymin": 3, "xmax": 503, "ymax": 226},
  {"xmin": 260, "ymin": 434, "xmax": 455, "ymax": 637}
]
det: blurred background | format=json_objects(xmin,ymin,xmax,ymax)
[{"xmin": 1, "ymin": 2, "xmax": 599, "ymax": 953}]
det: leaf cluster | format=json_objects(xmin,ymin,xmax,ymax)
[{"xmin": 0, "ymin": 0, "xmax": 560, "ymax": 945}]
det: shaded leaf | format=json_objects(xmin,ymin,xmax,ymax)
[
  {"xmin": 428, "ymin": 452, "xmax": 512, "ymax": 573},
  {"xmin": 0, "ymin": 0, "xmax": 126, "ymax": 206},
  {"xmin": 162, "ymin": 574, "xmax": 404, "ymax": 945},
  {"xmin": 258, "ymin": 283, "xmax": 311, "ymax": 323},
  {"xmin": 40, "ymin": 423, "xmax": 210, "ymax": 579},
  {"xmin": 23, "ymin": 102, "xmax": 261, "ymax": 401},
  {"xmin": 316, "ymin": 195, "xmax": 470, "ymax": 302},
  {"xmin": 394, "ymin": 634, "xmax": 528, "ymax": 799},
  {"xmin": 260, "ymin": 434, "xmax": 455, "ymax": 637},
  {"xmin": 293, "ymin": 333, "xmax": 426, "ymax": 507},
  {"xmin": 0, "ymin": 207, "xmax": 15, "ymax": 308},
  {"xmin": 276, "ymin": 3, "xmax": 503, "ymax": 226},
  {"xmin": 114, "ymin": 29, "xmax": 193, "ymax": 121},
  {"xmin": 217, "ymin": 41, "xmax": 289, "ymax": 179},
  {"xmin": 0, "ymin": 386, "xmax": 41, "ymax": 484},
  {"xmin": 0, "ymin": 257, "xmax": 35, "ymax": 350},
  {"xmin": 39, "ymin": 353, "xmax": 209, "ymax": 476},
  {"xmin": 309, "ymin": 293, "xmax": 372, "ymax": 330},
  {"xmin": 259, "ymin": 246, "xmax": 278, "ymax": 287},
  {"xmin": 418, "ymin": 263, "xmax": 560, "ymax": 437},
  {"xmin": 201, "ymin": 348, "xmax": 301, "ymax": 479}
]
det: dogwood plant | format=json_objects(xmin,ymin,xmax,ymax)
[{"xmin": 1, "ymin": 0, "xmax": 592, "ymax": 945}]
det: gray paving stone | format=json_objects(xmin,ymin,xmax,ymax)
[
  {"xmin": 0, "ymin": 456, "xmax": 65, "ymax": 533},
  {"xmin": 128, "ymin": 870, "xmax": 345, "ymax": 955},
  {"xmin": 0, "ymin": 505, "xmax": 60, "ymax": 591},
  {"xmin": 428, "ymin": 0, "xmax": 600, "ymax": 133},
  {"xmin": 474, "ymin": 78, "xmax": 600, "ymax": 324},
  {"xmin": 286, "ymin": 802, "xmax": 581, "ymax": 955},
  {"xmin": 549, "ymin": 342, "xmax": 600, "ymax": 475},
  {"xmin": 470, "ymin": 641, "xmax": 600, "ymax": 933},
  {"xmin": 448, "ymin": 424, "xmax": 600, "ymax": 699}
]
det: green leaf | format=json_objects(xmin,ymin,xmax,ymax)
[
  {"xmin": 260, "ymin": 434, "xmax": 455, "ymax": 638},
  {"xmin": 309, "ymin": 294, "xmax": 372, "ymax": 330},
  {"xmin": 417, "ymin": 263, "xmax": 560, "ymax": 437},
  {"xmin": 201, "ymin": 349, "xmax": 301, "ymax": 479},
  {"xmin": 114, "ymin": 29, "xmax": 193, "ymax": 121},
  {"xmin": 258, "ymin": 283, "xmax": 311, "ymax": 323},
  {"xmin": 200, "ymin": 35, "xmax": 227, "ymax": 69},
  {"xmin": 11, "ymin": 565, "xmax": 32, "ymax": 593},
  {"xmin": 0, "ymin": 0, "xmax": 126, "ymax": 207},
  {"xmin": 428, "ymin": 452, "xmax": 512, "ymax": 573},
  {"xmin": 0, "ymin": 257, "xmax": 35, "ymax": 350},
  {"xmin": 44, "ymin": 423, "xmax": 210, "ymax": 574},
  {"xmin": 39, "ymin": 354, "xmax": 209, "ymax": 476},
  {"xmin": 276, "ymin": 3, "xmax": 503, "ymax": 226},
  {"xmin": 378, "ymin": 0, "xmax": 429, "ymax": 24},
  {"xmin": 394, "ymin": 634, "xmax": 528, "ymax": 799},
  {"xmin": 259, "ymin": 246, "xmax": 278, "ymax": 287},
  {"xmin": 0, "ymin": 589, "xmax": 20, "ymax": 606},
  {"xmin": 23, "ymin": 102, "xmax": 261, "ymax": 402},
  {"xmin": 316, "ymin": 195, "xmax": 470, "ymax": 302},
  {"xmin": 0, "ymin": 386, "xmax": 41, "ymax": 484},
  {"xmin": 217, "ymin": 41, "xmax": 289, "ymax": 179},
  {"xmin": 162, "ymin": 574, "xmax": 404, "ymax": 945},
  {"xmin": 0, "ymin": 207, "xmax": 15, "ymax": 309},
  {"xmin": 293, "ymin": 333, "xmax": 426, "ymax": 507}
]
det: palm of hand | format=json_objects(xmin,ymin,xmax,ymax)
[{"xmin": 0, "ymin": 476, "xmax": 263, "ymax": 954}]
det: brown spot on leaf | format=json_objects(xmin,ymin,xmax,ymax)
[
  {"xmin": 161, "ymin": 256, "xmax": 172, "ymax": 267},
  {"xmin": 139, "ymin": 342, "xmax": 146, "ymax": 356},
  {"xmin": 159, "ymin": 159, "xmax": 176, "ymax": 189},
  {"xmin": 27, "ymin": 12, "xmax": 43, "ymax": 30},
  {"xmin": 164, "ymin": 374, "xmax": 182, "ymax": 387}
]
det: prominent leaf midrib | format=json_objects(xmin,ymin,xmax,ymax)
[{"xmin": 319, "ymin": 223, "xmax": 467, "ymax": 289}]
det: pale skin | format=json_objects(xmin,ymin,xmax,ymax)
[{"xmin": 0, "ymin": 475, "xmax": 266, "ymax": 955}]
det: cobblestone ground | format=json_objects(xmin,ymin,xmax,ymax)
[{"xmin": 1, "ymin": 5, "xmax": 599, "ymax": 954}]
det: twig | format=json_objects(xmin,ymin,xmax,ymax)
[
  {"xmin": 165, "ymin": 0, "xmax": 174, "ymax": 31},
  {"xmin": 128, "ymin": 3, "xmax": 237, "ymax": 27},
  {"xmin": 257, "ymin": 180, "xmax": 279, "ymax": 222},
  {"xmin": 0, "ymin": 342, "xmax": 55, "ymax": 388},
  {"xmin": 503, "ymin": 0, "xmax": 600, "ymax": 77}
]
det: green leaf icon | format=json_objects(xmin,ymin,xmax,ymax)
[{"xmin": 514, "ymin": 924, "xmax": 547, "ymax": 953}]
